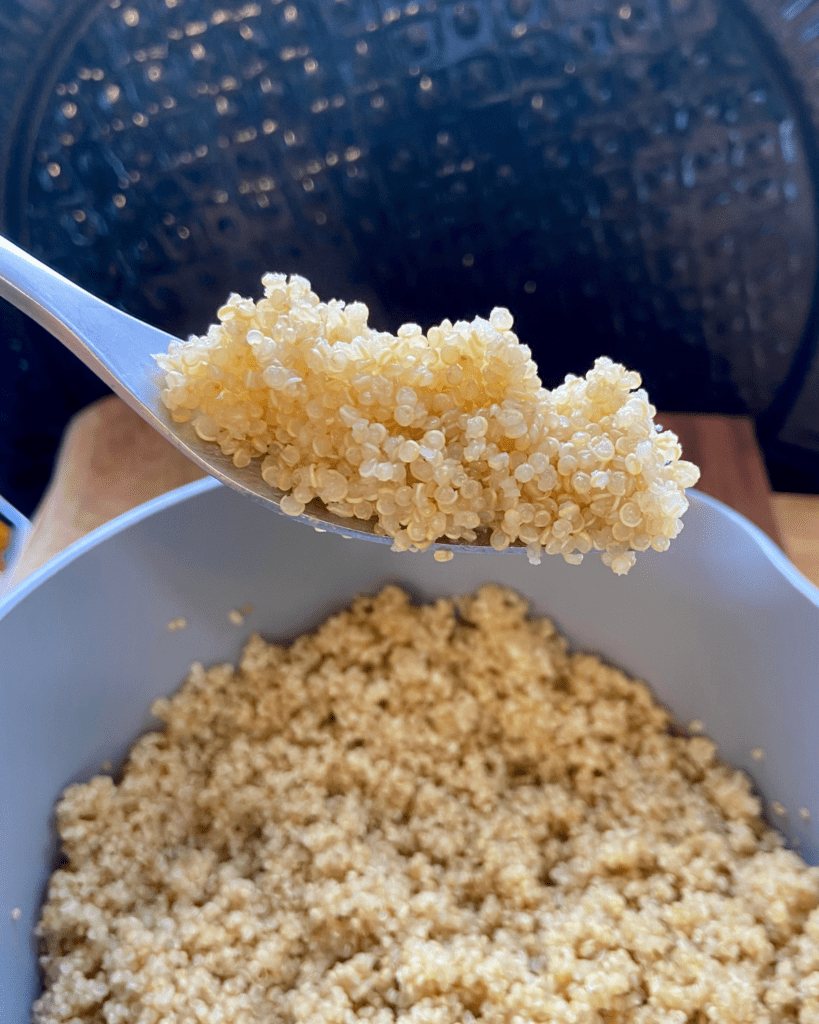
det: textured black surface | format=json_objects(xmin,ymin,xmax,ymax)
[
  {"xmin": 0, "ymin": 306, "xmax": 110, "ymax": 516},
  {"xmin": 2, "ymin": 0, "xmax": 819, "ymax": 512}
]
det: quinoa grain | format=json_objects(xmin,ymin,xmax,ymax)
[
  {"xmin": 34, "ymin": 587, "xmax": 819, "ymax": 1024},
  {"xmin": 155, "ymin": 277, "xmax": 700, "ymax": 572}
]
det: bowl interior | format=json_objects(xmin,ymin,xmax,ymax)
[{"xmin": 2, "ymin": 479, "xmax": 818, "ymax": 1019}]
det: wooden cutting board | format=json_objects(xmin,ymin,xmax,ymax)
[
  {"xmin": 4, "ymin": 398, "xmax": 817, "ymax": 588},
  {"xmin": 659, "ymin": 413, "xmax": 784, "ymax": 547}
]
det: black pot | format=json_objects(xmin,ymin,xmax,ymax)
[{"xmin": 2, "ymin": 0, "xmax": 819, "ymax": 510}]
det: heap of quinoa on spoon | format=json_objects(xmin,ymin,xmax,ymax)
[{"xmin": 156, "ymin": 274, "xmax": 699, "ymax": 574}]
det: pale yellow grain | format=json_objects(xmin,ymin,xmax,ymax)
[
  {"xmin": 34, "ymin": 588, "xmax": 817, "ymax": 1024},
  {"xmin": 155, "ymin": 277, "xmax": 700, "ymax": 573}
]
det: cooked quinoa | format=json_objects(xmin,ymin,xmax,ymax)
[
  {"xmin": 155, "ymin": 277, "xmax": 700, "ymax": 573},
  {"xmin": 35, "ymin": 587, "xmax": 819, "ymax": 1024}
]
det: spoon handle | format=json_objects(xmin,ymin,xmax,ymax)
[{"xmin": 0, "ymin": 233, "xmax": 178, "ymax": 414}]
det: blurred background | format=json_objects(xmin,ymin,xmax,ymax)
[{"xmin": 2, "ymin": 0, "xmax": 819, "ymax": 517}]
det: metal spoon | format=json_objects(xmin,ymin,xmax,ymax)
[{"xmin": 0, "ymin": 234, "xmax": 482, "ymax": 548}]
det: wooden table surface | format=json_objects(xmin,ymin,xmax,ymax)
[
  {"xmin": 3, "ymin": 398, "xmax": 819, "ymax": 591},
  {"xmin": 770, "ymin": 493, "xmax": 819, "ymax": 589},
  {"xmin": 660, "ymin": 413, "xmax": 819, "ymax": 589}
]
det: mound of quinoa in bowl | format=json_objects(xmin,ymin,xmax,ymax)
[{"xmin": 35, "ymin": 587, "xmax": 819, "ymax": 1024}]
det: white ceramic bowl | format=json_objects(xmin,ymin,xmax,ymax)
[{"xmin": 2, "ymin": 478, "xmax": 818, "ymax": 1020}]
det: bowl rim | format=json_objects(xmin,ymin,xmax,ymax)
[{"xmin": 1, "ymin": 480, "xmax": 818, "ymax": 621}]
